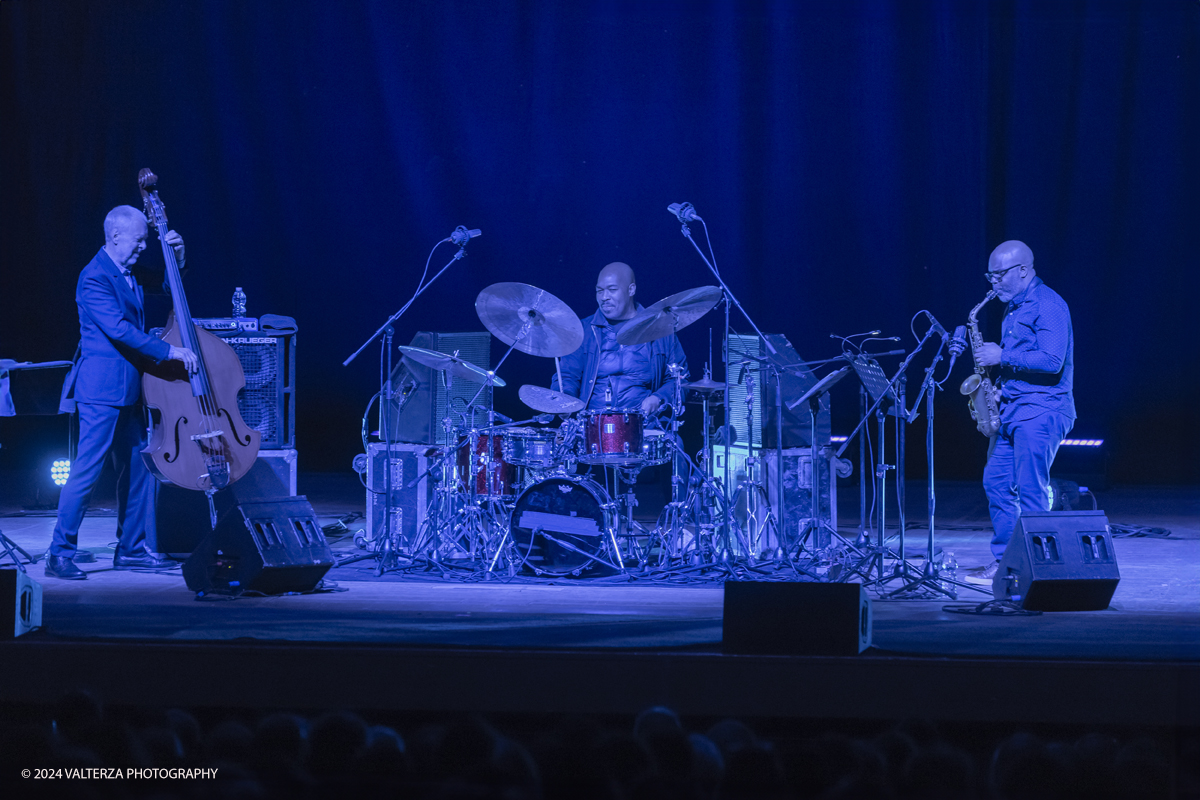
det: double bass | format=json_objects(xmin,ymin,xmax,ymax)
[{"xmin": 139, "ymin": 168, "xmax": 260, "ymax": 490}]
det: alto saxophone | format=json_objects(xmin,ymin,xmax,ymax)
[{"xmin": 960, "ymin": 290, "xmax": 1002, "ymax": 437}]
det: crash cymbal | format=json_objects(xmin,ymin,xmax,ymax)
[
  {"xmin": 398, "ymin": 345, "xmax": 506, "ymax": 387},
  {"xmin": 518, "ymin": 384, "xmax": 585, "ymax": 414},
  {"xmin": 615, "ymin": 285, "xmax": 722, "ymax": 346},
  {"xmin": 476, "ymin": 283, "xmax": 585, "ymax": 358},
  {"xmin": 684, "ymin": 376, "xmax": 726, "ymax": 393}
]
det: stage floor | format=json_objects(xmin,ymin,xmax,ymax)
[{"xmin": 1, "ymin": 475, "xmax": 1196, "ymax": 728}]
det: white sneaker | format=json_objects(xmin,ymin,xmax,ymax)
[{"xmin": 963, "ymin": 559, "xmax": 1000, "ymax": 585}]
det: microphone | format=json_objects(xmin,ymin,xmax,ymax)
[
  {"xmin": 667, "ymin": 202, "xmax": 702, "ymax": 223},
  {"xmin": 946, "ymin": 325, "xmax": 968, "ymax": 373},
  {"xmin": 923, "ymin": 311, "xmax": 949, "ymax": 339},
  {"xmin": 448, "ymin": 226, "xmax": 481, "ymax": 247}
]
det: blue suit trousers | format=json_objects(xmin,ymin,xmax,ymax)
[
  {"xmin": 983, "ymin": 409, "xmax": 1073, "ymax": 559},
  {"xmin": 51, "ymin": 402, "xmax": 158, "ymax": 558}
]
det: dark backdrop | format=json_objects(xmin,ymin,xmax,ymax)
[{"xmin": 2, "ymin": 0, "xmax": 1197, "ymax": 485}]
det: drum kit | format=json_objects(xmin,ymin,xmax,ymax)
[{"xmin": 374, "ymin": 280, "xmax": 747, "ymax": 577}]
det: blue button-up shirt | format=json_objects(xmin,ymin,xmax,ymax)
[{"xmin": 998, "ymin": 277, "xmax": 1075, "ymax": 423}]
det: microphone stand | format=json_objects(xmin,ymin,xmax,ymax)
[
  {"xmin": 884, "ymin": 334, "xmax": 991, "ymax": 599},
  {"xmin": 341, "ymin": 235, "xmax": 468, "ymax": 576},
  {"xmin": 672, "ymin": 216, "xmax": 782, "ymax": 552}
]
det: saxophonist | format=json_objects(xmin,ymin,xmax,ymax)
[{"xmin": 965, "ymin": 240, "xmax": 1075, "ymax": 584}]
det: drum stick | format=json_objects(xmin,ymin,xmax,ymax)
[{"xmin": 556, "ymin": 357, "xmax": 564, "ymax": 395}]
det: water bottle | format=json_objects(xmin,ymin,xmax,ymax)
[
  {"xmin": 939, "ymin": 550, "xmax": 958, "ymax": 595},
  {"xmin": 232, "ymin": 286, "xmax": 247, "ymax": 318}
]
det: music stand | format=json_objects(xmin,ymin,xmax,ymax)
[
  {"xmin": 785, "ymin": 367, "xmax": 862, "ymax": 565},
  {"xmin": 1, "ymin": 359, "xmax": 74, "ymax": 568}
]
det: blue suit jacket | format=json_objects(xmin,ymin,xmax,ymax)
[{"xmin": 59, "ymin": 248, "xmax": 172, "ymax": 410}]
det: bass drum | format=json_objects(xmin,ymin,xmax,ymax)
[{"xmin": 509, "ymin": 476, "xmax": 614, "ymax": 576}]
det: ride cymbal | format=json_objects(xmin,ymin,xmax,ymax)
[
  {"xmin": 476, "ymin": 283, "xmax": 584, "ymax": 358},
  {"xmin": 615, "ymin": 285, "xmax": 722, "ymax": 346}
]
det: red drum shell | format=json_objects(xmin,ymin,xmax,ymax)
[
  {"xmin": 456, "ymin": 433, "xmax": 517, "ymax": 496},
  {"xmin": 580, "ymin": 409, "xmax": 644, "ymax": 465}
]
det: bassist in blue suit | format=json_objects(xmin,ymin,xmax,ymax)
[{"xmin": 47, "ymin": 205, "xmax": 198, "ymax": 580}]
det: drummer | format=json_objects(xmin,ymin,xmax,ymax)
[{"xmin": 553, "ymin": 262, "xmax": 688, "ymax": 412}]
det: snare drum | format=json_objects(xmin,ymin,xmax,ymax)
[
  {"xmin": 503, "ymin": 427, "xmax": 559, "ymax": 468},
  {"xmin": 509, "ymin": 475, "xmax": 614, "ymax": 575},
  {"xmin": 456, "ymin": 433, "xmax": 517, "ymax": 497},
  {"xmin": 640, "ymin": 429, "xmax": 671, "ymax": 466},
  {"xmin": 580, "ymin": 409, "xmax": 644, "ymax": 465}
]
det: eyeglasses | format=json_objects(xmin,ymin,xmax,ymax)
[{"xmin": 985, "ymin": 264, "xmax": 1024, "ymax": 283}]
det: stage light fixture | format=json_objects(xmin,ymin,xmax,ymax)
[
  {"xmin": 830, "ymin": 435, "xmax": 848, "ymax": 443},
  {"xmin": 50, "ymin": 458, "xmax": 70, "ymax": 487},
  {"xmin": 1060, "ymin": 439, "xmax": 1103, "ymax": 447}
]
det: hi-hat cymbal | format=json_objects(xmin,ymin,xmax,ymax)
[
  {"xmin": 398, "ymin": 345, "xmax": 505, "ymax": 387},
  {"xmin": 518, "ymin": 384, "xmax": 584, "ymax": 414},
  {"xmin": 476, "ymin": 283, "xmax": 585, "ymax": 358},
  {"xmin": 615, "ymin": 285, "xmax": 722, "ymax": 346}
]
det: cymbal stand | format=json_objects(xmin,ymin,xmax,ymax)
[
  {"xmin": 406, "ymin": 422, "xmax": 462, "ymax": 571},
  {"xmin": 648, "ymin": 367, "xmax": 691, "ymax": 566}
]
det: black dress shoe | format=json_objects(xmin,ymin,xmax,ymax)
[
  {"xmin": 45, "ymin": 555, "xmax": 87, "ymax": 580},
  {"xmin": 73, "ymin": 550, "xmax": 97, "ymax": 563},
  {"xmin": 113, "ymin": 551, "xmax": 176, "ymax": 569}
]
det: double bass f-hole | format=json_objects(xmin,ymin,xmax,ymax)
[{"xmin": 137, "ymin": 168, "xmax": 261, "ymax": 492}]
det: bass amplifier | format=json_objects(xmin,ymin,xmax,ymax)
[
  {"xmin": 195, "ymin": 316, "xmax": 296, "ymax": 450},
  {"xmin": 380, "ymin": 331, "xmax": 491, "ymax": 445}
]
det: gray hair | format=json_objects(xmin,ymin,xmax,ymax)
[{"xmin": 103, "ymin": 205, "xmax": 147, "ymax": 241}]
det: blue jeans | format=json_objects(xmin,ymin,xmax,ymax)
[
  {"xmin": 983, "ymin": 409, "xmax": 1072, "ymax": 559},
  {"xmin": 51, "ymin": 403, "xmax": 158, "ymax": 558}
]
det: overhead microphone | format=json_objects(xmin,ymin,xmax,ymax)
[
  {"xmin": 448, "ymin": 225, "xmax": 482, "ymax": 247},
  {"xmin": 667, "ymin": 202, "xmax": 702, "ymax": 223}
]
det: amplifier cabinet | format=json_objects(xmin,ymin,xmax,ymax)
[
  {"xmin": 380, "ymin": 331, "xmax": 491, "ymax": 445},
  {"xmin": 157, "ymin": 317, "xmax": 296, "ymax": 450},
  {"xmin": 762, "ymin": 447, "xmax": 837, "ymax": 552},
  {"xmin": 213, "ymin": 330, "xmax": 296, "ymax": 450},
  {"xmin": 365, "ymin": 443, "xmax": 436, "ymax": 553}
]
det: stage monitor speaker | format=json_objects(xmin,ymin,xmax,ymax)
[
  {"xmin": 183, "ymin": 496, "xmax": 333, "ymax": 595},
  {"xmin": 157, "ymin": 453, "xmax": 297, "ymax": 555},
  {"xmin": 380, "ymin": 331, "xmax": 491, "ymax": 445},
  {"xmin": 0, "ymin": 568, "xmax": 43, "ymax": 638},
  {"xmin": 723, "ymin": 581, "xmax": 871, "ymax": 655},
  {"xmin": 992, "ymin": 511, "xmax": 1119, "ymax": 611}
]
